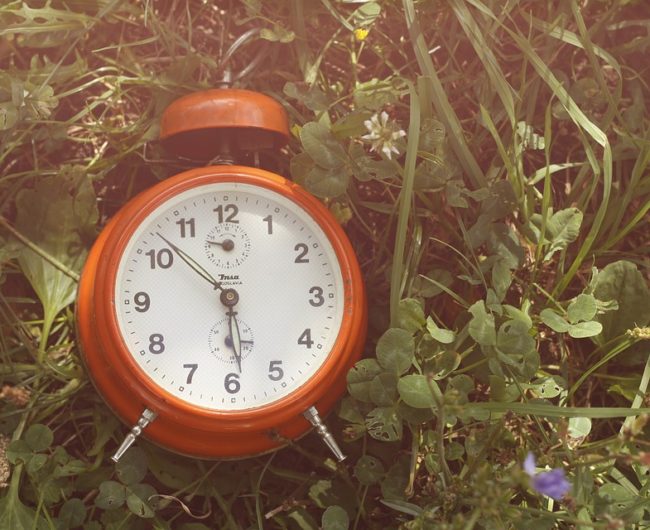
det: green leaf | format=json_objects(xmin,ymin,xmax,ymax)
[
  {"xmin": 544, "ymin": 207, "xmax": 583, "ymax": 260},
  {"xmin": 259, "ymin": 24, "xmax": 295, "ymax": 43},
  {"xmin": 284, "ymin": 82, "xmax": 329, "ymax": 112},
  {"xmin": 431, "ymin": 350, "xmax": 461, "ymax": 380},
  {"xmin": 486, "ymin": 222, "xmax": 524, "ymax": 268},
  {"xmin": 491, "ymin": 259, "xmax": 512, "ymax": 301},
  {"xmin": 338, "ymin": 396, "xmax": 365, "ymax": 425},
  {"xmin": 289, "ymin": 152, "xmax": 315, "ymax": 186},
  {"xmin": 351, "ymin": 2, "xmax": 381, "ymax": 27},
  {"xmin": 567, "ymin": 294, "xmax": 598, "ymax": 324},
  {"xmin": 380, "ymin": 499, "xmax": 425, "ymax": 517},
  {"xmin": 592, "ymin": 260, "xmax": 650, "ymax": 340},
  {"xmin": 25, "ymin": 424, "xmax": 53, "ymax": 452},
  {"xmin": 413, "ymin": 268, "xmax": 453, "ymax": 298},
  {"xmin": 396, "ymin": 298, "xmax": 425, "ymax": 333},
  {"xmin": 353, "ymin": 77, "xmax": 399, "ymax": 110},
  {"xmin": 567, "ymin": 417, "xmax": 592, "ymax": 447},
  {"xmin": 0, "ymin": 102, "xmax": 18, "ymax": 130},
  {"xmin": 58, "ymin": 498, "xmax": 86, "ymax": 529},
  {"xmin": 568, "ymin": 321, "xmax": 603, "ymax": 338},
  {"xmin": 528, "ymin": 376, "xmax": 566, "ymax": 399},
  {"xmin": 347, "ymin": 359, "xmax": 383, "ymax": 402},
  {"xmin": 115, "ymin": 447, "xmax": 148, "ymax": 485},
  {"xmin": 489, "ymin": 375, "xmax": 520, "ymax": 402},
  {"xmin": 0, "ymin": 4, "xmax": 91, "ymax": 48},
  {"xmin": 288, "ymin": 508, "xmax": 319, "ymax": 530},
  {"xmin": 426, "ymin": 317, "xmax": 455, "ymax": 344},
  {"xmin": 595, "ymin": 483, "xmax": 645, "ymax": 522},
  {"xmin": 299, "ymin": 122, "xmax": 348, "ymax": 169},
  {"xmin": 540, "ymin": 308, "xmax": 571, "ymax": 333},
  {"xmin": 497, "ymin": 320, "xmax": 536, "ymax": 357},
  {"xmin": 305, "ymin": 165, "xmax": 350, "ymax": 199},
  {"xmin": 503, "ymin": 304, "xmax": 533, "ymax": 328},
  {"xmin": 322, "ymin": 505, "xmax": 349, "ymax": 530},
  {"xmin": 365, "ymin": 407, "xmax": 402, "ymax": 441},
  {"xmin": 95, "ymin": 481, "xmax": 127, "ymax": 510},
  {"xmin": 516, "ymin": 121, "xmax": 545, "ymax": 150},
  {"xmin": 445, "ymin": 441, "xmax": 465, "ymax": 460},
  {"xmin": 375, "ymin": 328, "xmax": 414, "ymax": 374},
  {"xmin": 468, "ymin": 301, "xmax": 496, "ymax": 346},
  {"xmin": 380, "ymin": 456, "xmax": 410, "ymax": 501},
  {"xmin": 126, "ymin": 483, "xmax": 156, "ymax": 519},
  {"xmin": 26, "ymin": 453, "xmax": 47, "ymax": 475},
  {"xmin": 354, "ymin": 455, "xmax": 385, "ymax": 485},
  {"xmin": 397, "ymin": 375, "xmax": 439, "ymax": 409},
  {"xmin": 369, "ymin": 372, "xmax": 399, "ymax": 406},
  {"xmin": 16, "ymin": 170, "xmax": 97, "ymax": 344},
  {"xmin": 0, "ymin": 478, "xmax": 47, "ymax": 530},
  {"xmin": 333, "ymin": 112, "xmax": 372, "ymax": 139},
  {"xmin": 6, "ymin": 440, "xmax": 32, "ymax": 465}
]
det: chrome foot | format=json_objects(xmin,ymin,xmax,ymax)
[
  {"xmin": 111, "ymin": 408, "xmax": 157, "ymax": 463},
  {"xmin": 303, "ymin": 406, "xmax": 346, "ymax": 462}
]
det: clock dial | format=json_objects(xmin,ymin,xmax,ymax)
[{"xmin": 114, "ymin": 182, "xmax": 345, "ymax": 411}]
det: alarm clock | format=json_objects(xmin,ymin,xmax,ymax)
[{"xmin": 76, "ymin": 89, "xmax": 367, "ymax": 461}]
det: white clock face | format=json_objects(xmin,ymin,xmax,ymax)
[{"xmin": 114, "ymin": 182, "xmax": 345, "ymax": 411}]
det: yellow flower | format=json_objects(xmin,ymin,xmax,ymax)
[{"xmin": 353, "ymin": 28, "xmax": 369, "ymax": 41}]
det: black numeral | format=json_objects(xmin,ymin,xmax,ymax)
[
  {"xmin": 309, "ymin": 286, "xmax": 324, "ymax": 307},
  {"xmin": 183, "ymin": 363, "xmax": 198, "ymax": 384},
  {"xmin": 224, "ymin": 372, "xmax": 240, "ymax": 394},
  {"xmin": 148, "ymin": 334, "xmax": 165, "ymax": 354},
  {"xmin": 298, "ymin": 329, "xmax": 314, "ymax": 348},
  {"xmin": 145, "ymin": 249, "xmax": 173, "ymax": 269},
  {"xmin": 294, "ymin": 243, "xmax": 309, "ymax": 263},
  {"xmin": 263, "ymin": 215, "xmax": 273, "ymax": 234},
  {"xmin": 134, "ymin": 292, "xmax": 150, "ymax": 312},
  {"xmin": 176, "ymin": 218, "xmax": 195, "ymax": 238},
  {"xmin": 214, "ymin": 204, "xmax": 239, "ymax": 223},
  {"xmin": 268, "ymin": 360, "xmax": 284, "ymax": 381}
]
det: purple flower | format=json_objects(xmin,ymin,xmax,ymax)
[{"xmin": 524, "ymin": 453, "xmax": 571, "ymax": 500}]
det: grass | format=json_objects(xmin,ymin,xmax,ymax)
[{"xmin": 1, "ymin": 0, "xmax": 650, "ymax": 529}]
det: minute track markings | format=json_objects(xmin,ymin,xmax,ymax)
[{"xmin": 115, "ymin": 185, "xmax": 346, "ymax": 412}]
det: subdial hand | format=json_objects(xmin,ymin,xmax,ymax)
[
  {"xmin": 206, "ymin": 239, "xmax": 235, "ymax": 251},
  {"xmin": 227, "ymin": 308, "xmax": 242, "ymax": 373},
  {"xmin": 157, "ymin": 233, "xmax": 224, "ymax": 292}
]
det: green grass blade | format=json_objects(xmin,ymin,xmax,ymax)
[
  {"xmin": 390, "ymin": 80, "xmax": 420, "ymax": 326},
  {"xmin": 465, "ymin": 402, "xmax": 650, "ymax": 418},
  {"xmin": 449, "ymin": 0, "xmax": 516, "ymax": 126},
  {"xmin": 402, "ymin": 0, "xmax": 486, "ymax": 189}
]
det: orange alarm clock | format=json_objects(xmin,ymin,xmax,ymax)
[{"xmin": 76, "ymin": 89, "xmax": 367, "ymax": 461}]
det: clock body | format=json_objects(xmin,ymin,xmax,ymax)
[{"xmin": 76, "ymin": 165, "xmax": 367, "ymax": 459}]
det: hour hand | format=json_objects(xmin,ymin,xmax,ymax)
[
  {"xmin": 156, "ymin": 233, "xmax": 222, "ymax": 291},
  {"xmin": 227, "ymin": 308, "xmax": 242, "ymax": 372},
  {"xmin": 206, "ymin": 238, "xmax": 234, "ymax": 251}
]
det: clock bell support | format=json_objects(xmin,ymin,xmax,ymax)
[{"xmin": 303, "ymin": 406, "xmax": 346, "ymax": 462}]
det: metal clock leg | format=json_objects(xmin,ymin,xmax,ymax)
[
  {"xmin": 302, "ymin": 406, "xmax": 346, "ymax": 462},
  {"xmin": 112, "ymin": 408, "xmax": 158, "ymax": 463}
]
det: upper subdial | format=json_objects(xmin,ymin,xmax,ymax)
[{"xmin": 204, "ymin": 223, "xmax": 251, "ymax": 269}]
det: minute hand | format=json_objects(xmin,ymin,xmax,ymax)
[{"xmin": 156, "ymin": 233, "xmax": 223, "ymax": 291}]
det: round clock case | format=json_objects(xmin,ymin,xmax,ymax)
[{"xmin": 76, "ymin": 90, "xmax": 367, "ymax": 459}]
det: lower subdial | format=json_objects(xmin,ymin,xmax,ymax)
[
  {"xmin": 204, "ymin": 223, "xmax": 251, "ymax": 269},
  {"xmin": 208, "ymin": 317, "xmax": 254, "ymax": 365}
]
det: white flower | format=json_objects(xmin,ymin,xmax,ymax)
[{"xmin": 361, "ymin": 111, "xmax": 406, "ymax": 160}]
